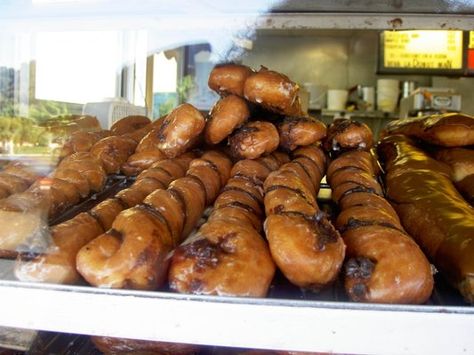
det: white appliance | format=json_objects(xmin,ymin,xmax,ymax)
[
  {"xmin": 399, "ymin": 87, "xmax": 462, "ymax": 119},
  {"xmin": 82, "ymin": 99, "xmax": 148, "ymax": 129}
]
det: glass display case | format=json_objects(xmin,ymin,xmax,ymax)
[{"xmin": 0, "ymin": 1, "xmax": 473, "ymax": 354}]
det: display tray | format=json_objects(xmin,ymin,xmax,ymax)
[{"xmin": 0, "ymin": 180, "xmax": 473, "ymax": 354}]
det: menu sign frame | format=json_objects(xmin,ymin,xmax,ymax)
[{"xmin": 378, "ymin": 30, "xmax": 467, "ymax": 75}]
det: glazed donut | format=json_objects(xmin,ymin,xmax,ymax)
[
  {"xmin": 58, "ymin": 152, "xmax": 107, "ymax": 192},
  {"xmin": 378, "ymin": 134, "xmax": 473, "ymax": 303},
  {"xmin": 14, "ymin": 155, "xmax": 193, "ymax": 284},
  {"xmin": 169, "ymin": 152, "xmax": 288, "ymax": 297},
  {"xmin": 58, "ymin": 131, "xmax": 110, "ymax": 160},
  {"xmin": 122, "ymin": 122, "xmax": 155, "ymax": 144},
  {"xmin": 0, "ymin": 173, "xmax": 29, "ymax": 197},
  {"xmin": 76, "ymin": 151, "xmax": 231, "ymax": 289},
  {"xmin": 278, "ymin": 116, "xmax": 327, "ymax": 151},
  {"xmin": 328, "ymin": 144, "xmax": 433, "ymax": 303},
  {"xmin": 52, "ymin": 168, "xmax": 90, "ymax": 198},
  {"xmin": 383, "ymin": 112, "xmax": 474, "ymax": 147},
  {"xmin": 156, "ymin": 104, "xmax": 206, "ymax": 158},
  {"xmin": 92, "ymin": 335, "xmax": 201, "ymax": 355},
  {"xmin": 263, "ymin": 146, "xmax": 345, "ymax": 290},
  {"xmin": 2, "ymin": 161, "xmax": 41, "ymax": 185},
  {"xmin": 323, "ymin": 118, "xmax": 373, "ymax": 155},
  {"xmin": 326, "ymin": 150, "xmax": 375, "ymax": 179},
  {"xmin": 120, "ymin": 119, "xmax": 167, "ymax": 176},
  {"xmin": 27, "ymin": 177, "xmax": 81, "ymax": 217},
  {"xmin": 208, "ymin": 63, "xmax": 253, "ymax": 97},
  {"xmin": 120, "ymin": 150, "xmax": 166, "ymax": 176},
  {"xmin": 243, "ymin": 67, "xmax": 303, "ymax": 117},
  {"xmin": 229, "ymin": 121, "xmax": 279, "ymax": 159},
  {"xmin": 14, "ymin": 213, "xmax": 103, "ymax": 284},
  {"xmin": 434, "ymin": 147, "xmax": 474, "ymax": 204},
  {"xmin": 343, "ymin": 226, "xmax": 434, "ymax": 304},
  {"xmin": 90, "ymin": 136, "xmax": 137, "ymax": 174},
  {"xmin": 0, "ymin": 189, "xmax": 48, "ymax": 214},
  {"xmin": 329, "ymin": 171, "xmax": 383, "ymax": 203},
  {"xmin": 205, "ymin": 95, "xmax": 250, "ymax": 145},
  {"xmin": 110, "ymin": 115, "xmax": 151, "ymax": 135}
]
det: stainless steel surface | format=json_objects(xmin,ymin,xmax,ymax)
[
  {"xmin": 402, "ymin": 80, "xmax": 417, "ymax": 98},
  {"xmin": 0, "ymin": 278, "xmax": 472, "ymax": 355}
]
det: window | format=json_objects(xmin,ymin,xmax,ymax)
[{"xmin": 35, "ymin": 31, "xmax": 121, "ymax": 103}]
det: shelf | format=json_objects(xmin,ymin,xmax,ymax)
[
  {"xmin": 0, "ymin": 275, "xmax": 473, "ymax": 354},
  {"xmin": 318, "ymin": 109, "xmax": 398, "ymax": 120}
]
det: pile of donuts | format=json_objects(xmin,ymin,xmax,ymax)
[
  {"xmin": 7, "ymin": 63, "xmax": 440, "ymax": 302},
  {"xmin": 0, "ymin": 115, "xmax": 155, "ymax": 256},
  {"xmin": 5, "ymin": 63, "xmax": 474, "ymax": 354},
  {"xmin": 379, "ymin": 112, "xmax": 474, "ymax": 304}
]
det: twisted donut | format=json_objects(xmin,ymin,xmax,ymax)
[
  {"xmin": 205, "ymin": 95, "xmax": 250, "ymax": 145},
  {"xmin": 328, "ymin": 148, "xmax": 433, "ymax": 303},
  {"xmin": 121, "ymin": 118, "xmax": 167, "ymax": 176},
  {"xmin": 243, "ymin": 67, "xmax": 303, "ymax": 117},
  {"xmin": 278, "ymin": 116, "xmax": 327, "ymax": 151},
  {"xmin": 76, "ymin": 151, "xmax": 231, "ymax": 289},
  {"xmin": 229, "ymin": 121, "xmax": 279, "ymax": 160},
  {"xmin": 263, "ymin": 146, "xmax": 345, "ymax": 291},
  {"xmin": 169, "ymin": 152, "xmax": 288, "ymax": 297},
  {"xmin": 378, "ymin": 135, "xmax": 473, "ymax": 303},
  {"xmin": 110, "ymin": 115, "xmax": 151, "ymax": 135},
  {"xmin": 208, "ymin": 63, "xmax": 253, "ymax": 97},
  {"xmin": 155, "ymin": 104, "xmax": 205, "ymax": 158},
  {"xmin": 58, "ymin": 131, "xmax": 110, "ymax": 160},
  {"xmin": 90, "ymin": 136, "xmax": 137, "ymax": 174},
  {"xmin": 323, "ymin": 118, "xmax": 373, "ymax": 155},
  {"xmin": 14, "ymin": 155, "xmax": 193, "ymax": 284}
]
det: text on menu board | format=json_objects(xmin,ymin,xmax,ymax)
[{"xmin": 384, "ymin": 30, "xmax": 463, "ymax": 70}]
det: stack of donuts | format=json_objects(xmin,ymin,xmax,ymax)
[
  {"xmin": 14, "ymin": 153, "xmax": 194, "ymax": 284},
  {"xmin": 5, "ymin": 62, "xmax": 461, "ymax": 353},
  {"xmin": 75, "ymin": 150, "xmax": 232, "ymax": 289},
  {"xmin": 0, "ymin": 161, "xmax": 43, "ymax": 200},
  {"xmin": 58, "ymin": 115, "xmax": 151, "ymax": 160},
  {"xmin": 206, "ymin": 64, "xmax": 327, "ymax": 158},
  {"xmin": 264, "ymin": 145, "xmax": 345, "ymax": 291},
  {"xmin": 0, "ymin": 116, "xmax": 159, "ymax": 256},
  {"xmin": 325, "ymin": 119, "xmax": 434, "ymax": 303},
  {"xmin": 122, "ymin": 104, "xmax": 206, "ymax": 175},
  {"xmin": 169, "ymin": 151, "xmax": 289, "ymax": 297}
]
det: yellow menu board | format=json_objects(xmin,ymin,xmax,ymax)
[
  {"xmin": 384, "ymin": 30, "xmax": 463, "ymax": 70},
  {"xmin": 469, "ymin": 31, "xmax": 474, "ymax": 49}
]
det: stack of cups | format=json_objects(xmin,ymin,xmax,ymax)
[
  {"xmin": 377, "ymin": 79, "xmax": 400, "ymax": 112},
  {"xmin": 362, "ymin": 86, "xmax": 375, "ymax": 112},
  {"xmin": 327, "ymin": 89, "xmax": 348, "ymax": 111}
]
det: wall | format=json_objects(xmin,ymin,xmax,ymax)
[{"xmin": 241, "ymin": 30, "xmax": 473, "ymax": 115}]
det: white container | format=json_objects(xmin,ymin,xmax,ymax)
[
  {"xmin": 377, "ymin": 91, "xmax": 400, "ymax": 112},
  {"xmin": 327, "ymin": 89, "xmax": 348, "ymax": 111},
  {"xmin": 362, "ymin": 86, "xmax": 375, "ymax": 112},
  {"xmin": 377, "ymin": 79, "xmax": 399, "ymax": 112},
  {"xmin": 303, "ymin": 83, "xmax": 327, "ymax": 109},
  {"xmin": 82, "ymin": 99, "xmax": 148, "ymax": 129},
  {"xmin": 377, "ymin": 79, "xmax": 399, "ymax": 90}
]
